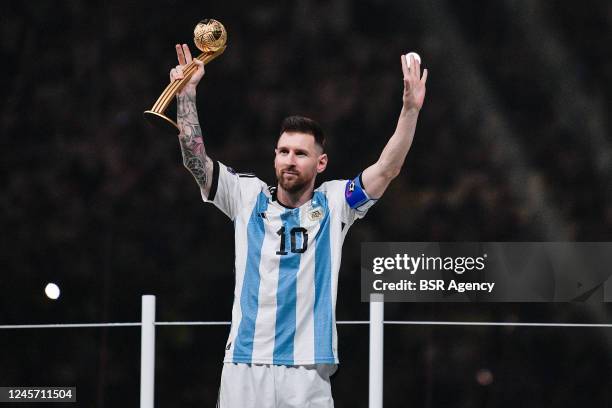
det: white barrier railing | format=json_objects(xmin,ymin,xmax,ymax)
[
  {"xmin": 140, "ymin": 295, "xmax": 156, "ymax": 408},
  {"xmin": 2, "ymin": 295, "xmax": 612, "ymax": 408},
  {"xmin": 369, "ymin": 293, "xmax": 384, "ymax": 408}
]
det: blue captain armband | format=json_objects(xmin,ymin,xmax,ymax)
[{"xmin": 345, "ymin": 173, "xmax": 375, "ymax": 210}]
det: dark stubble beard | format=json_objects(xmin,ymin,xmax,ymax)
[{"xmin": 277, "ymin": 170, "xmax": 310, "ymax": 194}]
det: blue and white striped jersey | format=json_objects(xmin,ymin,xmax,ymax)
[{"xmin": 203, "ymin": 161, "xmax": 375, "ymax": 365}]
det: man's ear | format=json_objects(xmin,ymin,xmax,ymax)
[{"xmin": 317, "ymin": 153, "xmax": 328, "ymax": 174}]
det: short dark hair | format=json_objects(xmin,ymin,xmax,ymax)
[{"xmin": 279, "ymin": 115, "xmax": 326, "ymax": 152}]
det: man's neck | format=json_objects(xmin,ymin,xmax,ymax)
[{"xmin": 276, "ymin": 184, "xmax": 315, "ymax": 209}]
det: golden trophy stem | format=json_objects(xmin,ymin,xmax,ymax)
[{"xmin": 144, "ymin": 46, "xmax": 226, "ymax": 133}]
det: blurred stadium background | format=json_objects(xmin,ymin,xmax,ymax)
[{"xmin": 1, "ymin": 0, "xmax": 611, "ymax": 406}]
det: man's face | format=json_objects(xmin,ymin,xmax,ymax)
[{"xmin": 274, "ymin": 132, "xmax": 327, "ymax": 193}]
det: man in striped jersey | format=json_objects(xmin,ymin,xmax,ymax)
[{"xmin": 170, "ymin": 43, "xmax": 428, "ymax": 407}]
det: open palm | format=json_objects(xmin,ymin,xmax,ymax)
[{"xmin": 401, "ymin": 54, "xmax": 428, "ymax": 111}]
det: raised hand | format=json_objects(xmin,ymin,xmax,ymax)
[
  {"xmin": 401, "ymin": 53, "xmax": 428, "ymax": 112},
  {"xmin": 170, "ymin": 44, "xmax": 205, "ymax": 96}
]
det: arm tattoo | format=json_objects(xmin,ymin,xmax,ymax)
[{"xmin": 177, "ymin": 93, "xmax": 213, "ymax": 192}]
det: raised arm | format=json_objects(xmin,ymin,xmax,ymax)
[
  {"xmin": 172, "ymin": 44, "xmax": 214, "ymax": 197},
  {"xmin": 361, "ymin": 53, "xmax": 428, "ymax": 198}
]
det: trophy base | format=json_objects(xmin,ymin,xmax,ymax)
[{"xmin": 144, "ymin": 111, "xmax": 179, "ymax": 133}]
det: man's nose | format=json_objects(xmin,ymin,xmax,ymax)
[{"xmin": 286, "ymin": 152, "xmax": 297, "ymax": 164}]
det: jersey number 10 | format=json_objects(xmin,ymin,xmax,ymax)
[{"xmin": 276, "ymin": 226, "xmax": 308, "ymax": 255}]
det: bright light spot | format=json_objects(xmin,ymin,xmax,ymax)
[
  {"xmin": 45, "ymin": 283, "xmax": 61, "ymax": 300},
  {"xmin": 405, "ymin": 52, "xmax": 422, "ymax": 67}
]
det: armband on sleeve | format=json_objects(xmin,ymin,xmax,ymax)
[{"xmin": 344, "ymin": 174, "xmax": 373, "ymax": 209}]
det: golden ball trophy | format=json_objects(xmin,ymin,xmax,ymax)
[{"xmin": 144, "ymin": 19, "xmax": 227, "ymax": 133}]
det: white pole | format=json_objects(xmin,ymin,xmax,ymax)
[
  {"xmin": 140, "ymin": 295, "xmax": 156, "ymax": 408},
  {"xmin": 369, "ymin": 293, "xmax": 384, "ymax": 408}
]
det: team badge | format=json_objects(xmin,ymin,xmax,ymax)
[{"xmin": 308, "ymin": 208, "xmax": 324, "ymax": 221}]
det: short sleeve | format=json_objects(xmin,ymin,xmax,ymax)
[
  {"xmin": 318, "ymin": 175, "xmax": 377, "ymax": 226},
  {"xmin": 344, "ymin": 173, "xmax": 377, "ymax": 218},
  {"xmin": 202, "ymin": 161, "xmax": 266, "ymax": 220}
]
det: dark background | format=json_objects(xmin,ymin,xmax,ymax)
[{"xmin": 2, "ymin": 0, "xmax": 611, "ymax": 407}]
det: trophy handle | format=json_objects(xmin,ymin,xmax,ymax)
[{"xmin": 144, "ymin": 46, "xmax": 226, "ymax": 133}]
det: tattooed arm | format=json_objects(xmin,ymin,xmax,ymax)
[
  {"xmin": 177, "ymin": 92, "xmax": 214, "ymax": 195},
  {"xmin": 171, "ymin": 44, "xmax": 214, "ymax": 197}
]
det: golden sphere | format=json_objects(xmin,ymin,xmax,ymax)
[{"xmin": 194, "ymin": 19, "xmax": 227, "ymax": 52}]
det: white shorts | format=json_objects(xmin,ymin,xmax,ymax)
[{"xmin": 217, "ymin": 363, "xmax": 337, "ymax": 408}]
